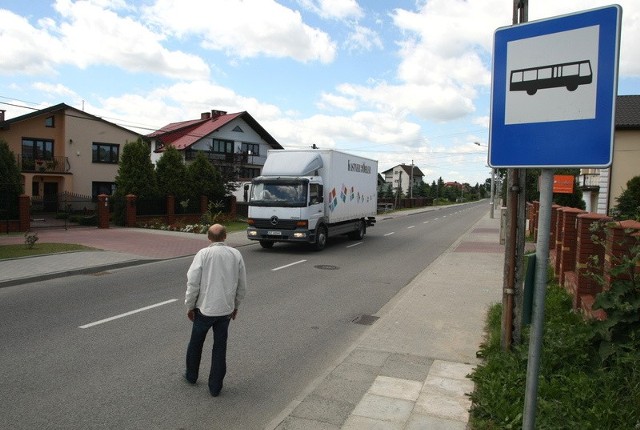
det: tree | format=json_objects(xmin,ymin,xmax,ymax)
[
  {"xmin": 187, "ymin": 152, "xmax": 225, "ymax": 203},
  {"xmin": 437, "ymin": 177, "xmax": 445, "ymax": 198},
  {"xmin": 524, "ymin": 168, "xmax": 585, "ymax": 209},
  {"xmin": 613, "ymin": 175, "xmax": 640, "ymax": 220},
  {"xmin": 0, "ymin": 140, "xmax": 23, "ymax": 218},
  {"xmin": 114, "ymin": 138, "xmax": 159, "ymax": 198},
  {"xmin": 156, "ymin": 145, "xmax": 188, "ymax": 197}
]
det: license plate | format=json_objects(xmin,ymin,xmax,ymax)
[{"xmin": 267, "ymin": 230, "xmax": 282, "ymax": 235}]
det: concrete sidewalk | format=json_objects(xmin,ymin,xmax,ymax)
[
  {"xmin": 0, "ymin": 207, "xmax": 504, "ymax": 429},
  {"xmin": 268, "ymin": 210, "xmax": 503, "ymax": 430}
]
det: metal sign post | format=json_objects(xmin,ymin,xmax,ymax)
[
  {"xmin": 522, "ymin": 168, "xmax": 553, "ymax": 429},
  {"xmin": 488, "ymin": 5, "xmax": 621, "ymax": 429}
]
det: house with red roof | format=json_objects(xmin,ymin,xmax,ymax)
[{"xmin": 147, "ymin": 109, "xmax": 283, "ymax": 199}]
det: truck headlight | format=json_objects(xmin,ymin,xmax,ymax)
[
  {"xmin": 293, "ymin": 232, "xmax": 306, "ymax": 238},
  {"xmin": 248, "ymin": 230, "xmax": 257, "ymax": 237}
]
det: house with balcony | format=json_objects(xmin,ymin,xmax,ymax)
[
  {"xmin": 381, "ymin": 164, "xmax": 424, "ymax": 197},
  {"xmin": 579, "ymin": 95, "xmax": 640, "ymax": 214},
  {"xmin": 147, "ymin": 109, "xmax": 283, "ymax": 201},
  {"xmin": 0, "ymin": 104, "xmax": 143, "ymax": 210}
]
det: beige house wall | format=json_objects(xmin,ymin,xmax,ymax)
[
  {"xmin": 65, "ymin": 112, "xmax": 140, "ymax": 197},
  {"xmin": 1, "ymin": 106, "xmax": 141, "ymax": 199},
  {"xmin": 608, "ymin": 129, "xmax": 640, "ymax": 210}
]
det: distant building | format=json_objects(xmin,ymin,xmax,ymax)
[
  {"xmin": 146, "ymin": 109, "xmax": 283, "ymax": 200},
  {"xmin": 381, "ymin": 164, "xmax": 424, "ymax": 196},
  {"xmin": 0, "ymin": 103, "xmax": 143, "ymax": 201}
]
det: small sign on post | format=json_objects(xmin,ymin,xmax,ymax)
[{"xmin": 553, "ymin": 175, "xmax": 575, "ymax": 194}]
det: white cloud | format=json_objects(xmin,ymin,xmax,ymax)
[
  {"xmin": 298, "ymin": 0, "xmax": 363, "ymax": 20},
  {"xmin": 0, "ymin": 10, "xmax": 60, "ymax": 75},
  {"xmin": 91, "ymin": 80, "xmax": 283, "ymax": 134},
  {"xmin": 0, "ymin": 0, "xmax": 210, "ymax": 79},
  {"xmin": 53, "ymin": 0, "xmax": 209, "ymax": 79},
  {"xmin": 144, "ymin": 0, "xmax": 337, "ymax": 63},
  {"xmin": 32, "ymin": 82, "xmax": 78, "ymax": 99},
  {"xmin": 344, "ymin": 25, "xmax": 383, "ymax": 52}
]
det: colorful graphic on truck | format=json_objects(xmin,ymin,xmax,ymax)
[
  {"xmin": 329, "ymin": 185, "xmax": 374, "ymax": 212},
  {"xmin": 509, "ymin": 59, "xmax": 592, "ymax": 95}
]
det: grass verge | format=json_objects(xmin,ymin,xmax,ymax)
[{"xmin": 469, "ymin": 282, "xmax": 640, "ymax": 429}]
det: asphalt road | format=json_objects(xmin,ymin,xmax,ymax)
[{"xmin": 0, "ymin": 201, "xmax": 488, "ymax": 429}]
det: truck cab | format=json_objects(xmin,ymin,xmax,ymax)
[{"xmin": 246, "ymin": 176, "xmax": 326, "ymax": 249}]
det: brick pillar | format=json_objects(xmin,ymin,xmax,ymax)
[
  {"xmin": 125, "ymin": 194, "xmax": 137, "ymax": 227},
  {"xmin": 97, "ymin": 194, "xmax": 110, "ymax": 229},
  {"xmin": 526, "ymin": 202, "xmax": 533, "ymax": 237},
  {"xmin": 558, "ymin": 207, "xmax": 586, "ymax": 285},
  {"xmin": 571, "ymin": 213, "xmax": 611, "ymax": 307},
  {"xmin": 550, "ymin": 204, "xmax": 562, "ymax": 251},
  {"xmin": 166, "ymin": 195, "xmax": 175, "ymax": 225},
  {"xmin": 532, "ymin": 201, "xmax": 540, "ymax": 242},
  {"xmin": 552, "ymin": 206, "xmax": 566, "ymax": 274},
  {"xmin": 603, "ymin": 220, "xmax": 640, "ymax": 291},
  {"xmin": 200, "ymin": 195, "xmax": 208, "ymax": 214},
  {"xmin": 229, "ymin": 195, "xmax": 237, "ymax": 220},
  {"xmin": 19, "ymin": 195, "xmax": 30, "ymax": 232}
]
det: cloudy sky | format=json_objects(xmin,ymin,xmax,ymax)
[{"xmin": 1, "ymin": 0, "xmax": 638, "ymax": 186}]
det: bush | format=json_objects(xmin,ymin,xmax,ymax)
[{"xmin": 469, "ymin": 283, "xmax": 640, "ymax": 429}]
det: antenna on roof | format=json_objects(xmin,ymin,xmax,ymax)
[{"xmin": 312, "ymin": 144, "xmax": 318, "ymax": 149}]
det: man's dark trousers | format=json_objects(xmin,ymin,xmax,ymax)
[{"xmin": 185, "ymin": 310, "xmax": 231, "ymax": 395}]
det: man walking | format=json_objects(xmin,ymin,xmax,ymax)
[{"xmin": 184, "ymin": 224, "xmax": 247, "ymax": 397}]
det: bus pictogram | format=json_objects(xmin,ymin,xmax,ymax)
[{"xmin": 509, "ymin": 60, "xmax": 592, "ymax": 95}]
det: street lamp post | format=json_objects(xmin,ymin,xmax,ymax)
[{"xmin": 474, "ymin": 141, "xmax": 495, "ymax": 218}]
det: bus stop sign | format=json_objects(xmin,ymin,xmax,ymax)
[{"xmin": 489, "ymin": 5, "xmax": 621, "ymax": 168}]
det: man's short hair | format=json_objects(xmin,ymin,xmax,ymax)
[{"xmin": 208, "ymin": 224, "xmax": 227, "ymax": 242}]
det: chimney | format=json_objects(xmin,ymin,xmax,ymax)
[
  {"xmin": 0, "ymin": 110, "xmax": 5, "ymax": 122},
  {"xmin": 211, "ymin": 109, "xmax": 227, "ymax": 118},
  {"xmin": 201, "ymin": 112, "xmax": 211, "ymax": 120}
]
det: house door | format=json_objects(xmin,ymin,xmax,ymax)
[{"xmin": 43, "ymin": 182, "xmax": 58, "ymax": 212}]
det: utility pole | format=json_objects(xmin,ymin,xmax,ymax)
[
  {"xmin": 410, "ymin": 160, "xmax": 414, "ymax": 199},
  {"xmin": 501, "ymin": 0, "xmax": 528, "ymax": 350}
]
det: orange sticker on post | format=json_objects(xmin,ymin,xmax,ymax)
[{"xmin": 553, "ymin": 175, "xmax": 575, "ymax": 194}]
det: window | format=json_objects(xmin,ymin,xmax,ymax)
[
  {"xmin": 22, "ymin": 138, "xmax": 54, "ymax": 160},
  {"xmin": 92, "ymin": 182, "xmax": 115, "ymax": 198},
  {"xmin": 239, "ymin": 167, "xmax": 260, "ymax": 179},
  {"xmin": 45, "ymin": 116, "xmax": 55, "ymax": 127},
  {"xmin": 92, "ymin": 143, "xmax": 119, "ymax": 163},
  {"xmin": 232, "ymin": 125, "xmax": 244, "ymax": 132},
  {"xmin": 241, "ymin": 142, "xmax": 259, "ymax": 156},
  {"xmin": 210, "ymin": 139, "xmax": 234, "ymax": 154}
]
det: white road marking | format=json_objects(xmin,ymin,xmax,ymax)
[
  {"xmin": 346, "ymin": 242, "xmax": 363, "ymax": 248},
  {"xmin": 384, "ymin": 232, "xmax": 395, "ymax": 236},
  {"xmin": 423, "ymin": 221, "xmax": 429, "ymax": 224},
  {"xmin": 272, "ymin": 260, "xmax": 307, "ymax": 271},
  {"xmin": 79, "ymin": 299, "xmax": 178, "ymax": 329},
  {"xmin": 407, "ymin": 226, "xmax": 415, "ymax": 229}
]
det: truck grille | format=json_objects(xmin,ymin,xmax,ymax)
[{"xmin": 252, "ymin": 218, "xmax": 299, "ymax": 230}]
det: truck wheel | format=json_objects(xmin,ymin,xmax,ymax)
[
  {"xmin": 348, "ymin": 220, "xmax": 365, "ymax": 240},
  {"xmin": 260, "ymin": 240, "xmax": 274, "ymax": 249},
  {"xmin": 314, "ymin": 226, "xmax": 327, "ymax": 251}
]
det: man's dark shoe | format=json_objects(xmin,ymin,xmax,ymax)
[
  {"xmin": 210, "ymin": 390, "xmax": 221, "ymax": 397},
  {"xmin": 183, "ymin": 374, "xmax": 196, "ymax": 385}
]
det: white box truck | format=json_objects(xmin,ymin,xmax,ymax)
[{"xmin": 246, "ymin": 149, "xmax": 378, "ymax": 250}]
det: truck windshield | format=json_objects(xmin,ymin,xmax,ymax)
[{"xmin": 249, "ymin": 181, "xmax": 308, "ymax": 207}]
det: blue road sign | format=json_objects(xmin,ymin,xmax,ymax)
[{"xmin": 489, "ymin": 5, "xmax": 621, "ymax": 168}]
